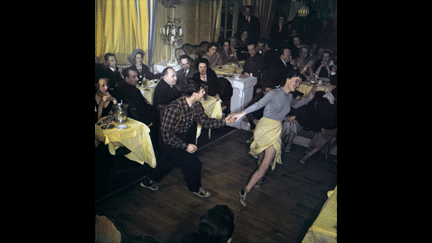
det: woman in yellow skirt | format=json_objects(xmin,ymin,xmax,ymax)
[{"xmin": 232, "ymin": 71, "xmax": 316, "ymax": 207}]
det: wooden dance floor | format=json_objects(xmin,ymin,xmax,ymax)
[{"xmin": 95, "ymin": 129, "xmax": 337, "ymax": 243}]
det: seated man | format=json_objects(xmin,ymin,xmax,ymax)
[
  {"xmin": 95, "ymin": 53, "xmax": 123, "ymax": 92},
  {"xmin": 152, "ymin": 67, "xmax": 183, "ymax": 151},
  {"xmin": 140, "ymin": 78, "xmax": 236, "ymax": 197},
  {"xmin": 115, "ymin": 67, "xmax": 154, "ymax": 127},
  {"xmin": 176, "ymin": 55, "xmax": 197, "ymax": 84},
  {"xmin": 241, "ymin": 42, "xmax": 265, "ymax": 78},
  {"xmin": 153, "ymin": 67, "xmax": 181, "ymax": 108},
  {"xmin": 261, "ymin": 47, "xmax": 295, "ymax": 93}
]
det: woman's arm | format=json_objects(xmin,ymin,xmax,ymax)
[{"xmin": 231, "ymin": 90, "xmax": 275, "ymax": 121}]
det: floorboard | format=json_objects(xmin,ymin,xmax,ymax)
[{"xmin": 95, "ymin": 129, "xmax": 337, "ymax": 243}]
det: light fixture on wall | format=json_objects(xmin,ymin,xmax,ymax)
[
  {"xmin": 160, "ymin": 17, "xmax": 183, "ymax": 65},
  {"xmin": 298, "ymin": 5, "xmax": 309, "ymax": 17}
]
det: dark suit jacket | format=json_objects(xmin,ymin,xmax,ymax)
[
  {"xmin": 95, "ymin": 63, "xmax": 123, "ymax": 89},
  {"xmin": 115, "ymin": 79, "xmax": 154, "ymax": 126},
  {"xmin": 262, "ymin": 57, "xmax": 295, "ymax": 89},
  {"xmin": 236, "ymin": 15, "xmax": 260, "ymax": 42},
  {"xmin": 241, "ymin": 53, "xmax": 265, "ymax": 78},
  {"xmin": 270, "ymin": 23, "xmax": 289, "ymax": 43},
  {"xmin": 153, "ymin": 79, "xmax": 181, "ymax": 108},
  {"xmin": 176, "ymin": 66, "xmax": 197, "ymax": 84}
]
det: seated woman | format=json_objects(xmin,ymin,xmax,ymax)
[
  {"xmin": 298, "ymin": 91, "xmax": 337, "ymax": 164},
  {"xmin": 231, "ymin": 71, "xmax": 315, "ymax": 207},
  {"xmin": 192, "ymin": 58, "xmax": 232, "ymax": 113},
  {"xmin": 281, "ymin": 90, "xmax": 306, "ymax": 152},
  {"xmin": 128, "ymin": 49, "xmax": 161, "ymax": 82},
  {"xmin": 236, "ymin": 30, "xmax": 250, "ymax": 61},
  {"xmin": 202, "ymin": 42, "xmax": 222, "ymax": 68},
  {"xmin": 313, "ymin": 49, "xmax": 336, "ymax": 82},
  {"xmin": 295, "ymin": 45, "xmax": 314, "ymax": 77},
  {"xmin": 218, "ymin": 39, "xmax": 238, "ymax": 65},
  {"xmin": 95, "ymin": 77, "xmax": 117, "ymax": 123}
]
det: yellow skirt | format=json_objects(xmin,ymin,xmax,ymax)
[{"xmin": 249, "ymin": 117, "xmax": 282, "ymax": 170}]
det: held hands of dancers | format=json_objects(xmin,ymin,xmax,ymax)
[{"xmin": 225, "ymin": 111, "xmax": 246, "ymax": 124}]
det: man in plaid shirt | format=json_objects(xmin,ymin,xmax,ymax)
[{"xmin": 141, "ymin": 78, "xmax": 237, "ymax": 197}]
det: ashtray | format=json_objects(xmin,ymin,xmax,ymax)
[
  {"xmin": 101, "ymin": 124, "xmax": 115, "ymax": 130},
  {"xmin": 116, "ymin": 125, "xmax": 128, "ymax": 129}
]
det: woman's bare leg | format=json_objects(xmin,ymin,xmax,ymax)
[{"xmin": 245, "ymin": 145, "xmax": 276, "ymax": 191}]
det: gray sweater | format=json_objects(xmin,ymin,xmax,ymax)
[{"xmin": 243, "ymin": 87, "xmax": 312, "ymax": 122}]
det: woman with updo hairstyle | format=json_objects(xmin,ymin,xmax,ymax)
[{"xmin": 95, "ymin": 77, "xmax": 117, "ymax": 123}]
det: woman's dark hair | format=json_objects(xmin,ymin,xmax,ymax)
[
  {"xmin": 207, "ymin": 42, "xmax": 218, "ymax": 52},
  {"xmin": 280, "ymin": 70, "xmax": 305, "ymax": 86},
  {"xmin": 180, "ymin": 78, "xmax": 207, "ymax": 97},
  {"xmin": 320, "ymin": 49, "xmax": 334, "ymax": 60},
  {"xmin": 198, "ymin": 205, "xmax": 235, "ymax": 243},
  {"xmin": 195, "ymin": 58, "xmax": 209, "ymax": 70}
]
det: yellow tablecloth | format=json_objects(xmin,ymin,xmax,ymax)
[
  {"xmin": 298, "ymin": 82, "xmax": 336, "ymax": 99},
  {"xmin": 213, "ymin": 61, "xmax": 244, "ymax": 75},
  {"xmin": 95, "ymin": 117, "xmax": 156, "ymax": 168},
  {"xmin": 302, "ymin": 185, "xmax": 337, "ymax": 243},
  {"xmin": 136, "ymin": 79, "xmax": 159, "ymax": 105},
  {"xmin": 196, "ymin": 96, "xmax": 223, "ymax": 139}
]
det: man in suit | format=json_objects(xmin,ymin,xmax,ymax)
[
  {"xmin": 153, "ymin": 67, "xmax": 181, "ymax": 109},
  {"xmin": 152, "ymin": 67, "xmax": 182, "ymax": 153},
  {"xmin": 176, "ymin": 55, "xmax": 197, "ymax": 84},
  {"xmin": 236, "ymin": 5, "xmax": 260, "ymax": 43},
  {"xmin": 261, "ymin": 47, "xmax": 295, "ymax": 93},
  {"xmin": 95, "ymin": 53, "xmax": 124, "ymax": 92},
  {"xmin": 242, "ymin": 42, "xmax": 265, "ymax": 78},
  {"xmin": 115, "ymin": 67, "xmax": 154, "ymax": 127}
]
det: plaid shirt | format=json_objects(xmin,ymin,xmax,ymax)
[{"xmin": 161, "ymin": 96, "xmax": 225, "ymax": 150}]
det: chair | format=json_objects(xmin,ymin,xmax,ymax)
[
  {"xmin": 157, "ymin": 104, "xmax": 167, "ymax": 128},
  {"xmin": 95, "ymin": 215, "xmax": 122, "ymax": 243},
  {"xmin": 175, "ymin": 41, "xmax": 210, "ymax": 61}
]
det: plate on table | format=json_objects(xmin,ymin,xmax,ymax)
[{"xmin": 116, "ymin": 124, "xmax": 128, "ymax": 129}]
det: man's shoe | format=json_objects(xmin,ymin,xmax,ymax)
[
  {"xmin": 239, "ymin": 188, "xmax": 248, "ymax": 207},
  {"xmin": 192, "ymin": 187, "xmax": 211, "ymax": 198},
  {"xmin": 140, "ymin": 179, "xmax": 159, "ymax": 191}
]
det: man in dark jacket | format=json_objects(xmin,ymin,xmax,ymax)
[
  {"xmin": 241, "ymin": 43, "xmax": 265, "ymax": 78},
  {"xmin": 176, "ymin": 55, "xmax": 197, "ymax": 84},
  {"xmin": 153, "ymin": 67, "xmax": 181, "ymax": 108},
  {"xmin": 95, "ymin": 53, "xmax": 124, "ymax": 96},
  {"xmin": 261, "ymin": 47, "xmax": 295, "ymax": 92},
  {"xmin": 236, "ymin": 5, "xmax": 260, "ymax": 43},
  {"xmin": 115, "ymin": 67, "xmax": 154, "ymax": 127}
]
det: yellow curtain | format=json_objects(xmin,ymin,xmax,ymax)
[
  {"xmin": 95, "ymin": 0, "xmax": 149, "ymax": 64},
  {"xmin": 184, "ymin": 0, "xmax": 222, "ymax": 45}
]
